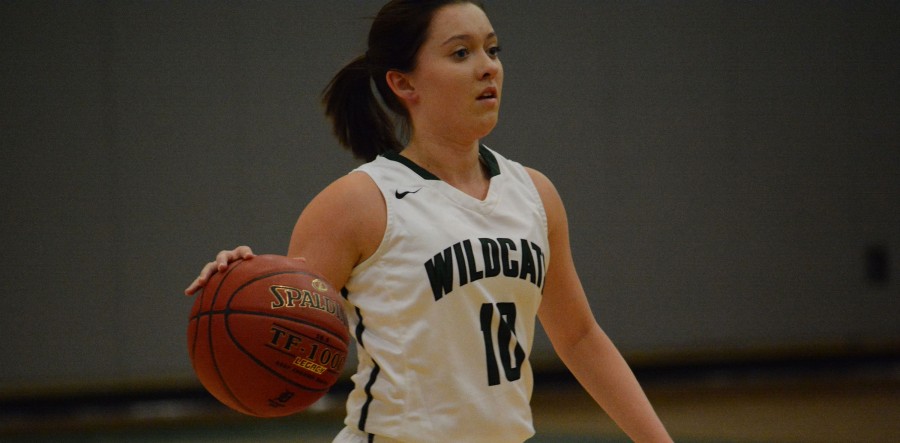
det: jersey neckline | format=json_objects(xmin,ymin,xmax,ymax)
[{"xmin": 381, "ymin": 144, "xmax": 501, "ymax": 181}]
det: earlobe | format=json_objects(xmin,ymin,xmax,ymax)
[{"xmin": 386, "ymin": 70, "xmax": 417, "ymax": 104}]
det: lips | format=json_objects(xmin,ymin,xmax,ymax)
[{"xmin": 477, "ymin": 86, "xmax": 498, "ymax": 100}]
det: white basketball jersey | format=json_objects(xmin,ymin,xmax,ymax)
[{"xmin": 341, "ymin": 146, "xmax": 549, "ymax": 443}]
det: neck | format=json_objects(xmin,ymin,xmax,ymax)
[{"xmin": 401, "ymin": 135, "xmax": 490, "ymax": 199}]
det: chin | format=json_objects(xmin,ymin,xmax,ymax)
[{"xmin": 475, "ymin": 115, "xmax": 500, "ymax": 138}]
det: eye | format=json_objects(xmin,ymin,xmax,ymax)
[
  {"xmin": 487, "ymin": 45, "xmax": 502, "ymax": 58},
  {"xmin": 453, "ymin": 48, "xmax": 470, "ymax": 59}
]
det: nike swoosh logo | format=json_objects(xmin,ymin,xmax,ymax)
[{"xmin": 395, "ymin": 188, "xmax": 422, "ymax": 199}]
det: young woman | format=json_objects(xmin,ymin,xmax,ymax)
[{"xmin": 186, "ymin": 1, "xmax": 672, "ymax": 442}]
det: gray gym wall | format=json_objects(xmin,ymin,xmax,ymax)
[{"xmin": 1, "ymin": 1, "xmax": 897, "ymax": 392}]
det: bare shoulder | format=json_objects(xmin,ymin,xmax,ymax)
[
  {"xmin": 288, "ymin": 171, "xmax": 385, "ymax": 288},
  {"xmin": 525, "ymin": 167, "xmax": 566, "ymax": 228},
  {"xmin": 301, "ymin": 170, "xmax": 385, "ymax": 241},
  {"xmin": 524, "ymin": 166, "xmax": 552, "ymax": 191},
  {"xmin": 297, "ymin": 171, "xmax": 384, "ymax": 235},
  {"xmin": 312, "ymin": 170, "xmax": 383, "ymax": 213}
]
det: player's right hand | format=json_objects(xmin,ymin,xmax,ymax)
[{"xmin": 184, "ymin": 246, "xmax": 256, "ymax": 296}]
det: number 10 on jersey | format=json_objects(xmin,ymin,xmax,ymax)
[{"xmin": 479, "ymin": 302, "xmax": 526, "ymax": 386}]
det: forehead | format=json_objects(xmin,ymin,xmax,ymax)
[{"xmin": 426, "ymin": 3, "xmax": 495, "ymax": 44}]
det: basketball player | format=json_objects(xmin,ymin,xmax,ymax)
[{"xmin": 186, "ymin": 1, "xmax": 672, "ymax": 441}]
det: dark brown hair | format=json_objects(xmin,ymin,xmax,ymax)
[{"xmin": 322, "ymin": 0, "xmax": 485, "ymax": 162}]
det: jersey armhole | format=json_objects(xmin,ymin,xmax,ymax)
[{"xmin": 347, "ymin": 169, "xmax": 393, "ymax": 277}]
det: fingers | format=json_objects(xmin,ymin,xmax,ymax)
[
  {"xmin": 237, "ymin": 245, "xmax": 255, "ymax": 257},
  {"xmin": 184, "ymin": 260, "xmax": 217, "ymax": 296},
  {"xmin": 184, "ymin": 261, "xmax": 212, "ymax": 296},
  {"xmin": 217, "ymin": 246, "xmax": 255, "ymax": 270},
  {"xmin": 184, "ymin": 246, "xmax": 256, "ymax": 296}
]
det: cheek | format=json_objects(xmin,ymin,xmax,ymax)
[
  {"xmin": 429, "ymin": 81, "xmax": 469, "ymax": 108},
  {"xmin": 416, "ymin": 72, "xmax": 459, "ymax": 103}
]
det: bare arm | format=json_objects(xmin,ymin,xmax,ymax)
[
  {"xmin": 527, "ymin": 168, "xmax": 672, "ymax": 443},
  {"xmin": 286, "ymin": 171, "xmax": 385, "ymax": 290}
]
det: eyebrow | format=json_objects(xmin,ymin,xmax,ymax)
[{"xmin": 441, "ymin": 32, "xmax": 497, "ymax": 46}]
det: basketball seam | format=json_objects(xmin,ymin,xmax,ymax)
[
  {"xmin": 207, "ymin": 259, "xmax": 257, "ymax": 415},
  {"xmin": 198, "ymin": 309, "xmax": 349, "ymax": 344}
]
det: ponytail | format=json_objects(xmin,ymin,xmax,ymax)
[{"xmin": 322, "ymin": 54, "xmax": 402, "ymax": 162}]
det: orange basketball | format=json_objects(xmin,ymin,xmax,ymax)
[{"xmin": 187, "ymin": 254, "xmax": 349, "ymax": 417}]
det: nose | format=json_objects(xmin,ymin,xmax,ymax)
[{"xmin": 478, "ymin": 50, "xmax": 501, "ymax": 80}]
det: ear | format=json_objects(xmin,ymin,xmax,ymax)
[{"xmin": 385, "ymin": 70, "xmax": 418, "ymax": 105}]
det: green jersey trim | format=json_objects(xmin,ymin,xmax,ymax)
[{"xmin": 382, "ymin": 145, "xmax": 501, "ymax": 180}]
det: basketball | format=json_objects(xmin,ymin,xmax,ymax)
[{"xmin": 187, "ymin": 254, "xmax": 350, "ymax": 417}]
